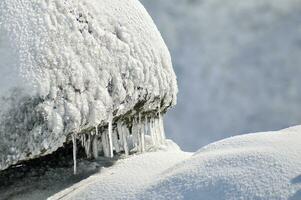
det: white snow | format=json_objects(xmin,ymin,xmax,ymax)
[
  {"xmin": 1, "ymin": 1, "xmax": 300, "ymax": 199},
  {"xmin": 49, "ymin": 141, "xmax": 191, "ymax": 200},
  {"xmin": 138, "ymin": 126, "xmax": 301, "ymax": 200},
  {"xmin": 48, "ymin": 126, "xmax": 301, "ymax": 200}
]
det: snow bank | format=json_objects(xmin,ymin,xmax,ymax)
[
  {"xmin": 138, "ymin": 126, "xmax": 301, "ymax": 200},
  {"xmin": 47, "ymin": 126, "xmax": 301, "ymax": 200},
  {"xmin": 0, "ymin": 0, "xmax": 177, "ymax": 171},
  {"xmin": 49, "ymin": 141, "xmax": 191, "ymax": 200}
]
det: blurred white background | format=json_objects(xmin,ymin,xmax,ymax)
[{"xmin": 140, "ymin": 0, "xmax": 301, "ymax": 151}]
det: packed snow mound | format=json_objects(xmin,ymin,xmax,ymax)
[
  {"xmin": 0, "ymin": 0, "xmax": 177, "ymax": 171},
  {"xmin": 138, "ymin": 126, "xmax": 301, "ymax": 200}
]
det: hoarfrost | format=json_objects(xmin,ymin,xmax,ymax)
[{"xmin": 0, "ymin": 0, "xmax": 177, "ymax": 170}]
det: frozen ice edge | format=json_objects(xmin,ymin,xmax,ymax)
[{"xmin": 71, "ymin": 108, "xmax": 167, "ymax": 174}]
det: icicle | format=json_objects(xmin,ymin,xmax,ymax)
[
  {"xmin": 70, "ymin": 112, "xmax": 166, "ymax": 164},
  {"xmin": 82, "ymin": 134, "xmax": 86, "ymax": 153},
  {"xmin": 99, "ymin": 138, "xmax": 103, "ymax": 154},
  {"xmin": 154, "ymin": 118, "xmax": 159, "ymax": 145},
  {"xmin": 159, "ymin": 113, "xmax": 166, "ymax": 142},
  {"xmin": 135, "ymin": 117, "xmax": 141, "ymax": 152},
  {"xmin": 72, "ymin": 134, "xmax": 77, "ymax": 175},
  {"xmin": 149, "ymin": 117, "xmax": 155, "ymax": 145},
  {"xmin": 147, "ymin": 112, "xmax": 166, "ymax": 146},
  {"xmin": 131, "ymin": 118, "xmax": 137, "ymax": 150},
  {"xmin": 156, "ymin": 118, "xmax": 161, "ymax": 144},
  {"xmin": 108, "ymin": 113, "xmax": 114, "ymax": 158},
  {"xmin": 95, "ymin": 126, "xmax": 98, "ymax": 135},
  {"xmin": 91, "ymin": 126, "xmax": 99, "ymax": 159},
  {"xmin": 138, "ymin": 114, "xmax": 142, "ymax": 152},
  {"xmin": 84, "ymin": 134, "xmax": 92, "ymax": 159},
  {"xmin": 92, "ymin": 135, "xmax": 98, "ymax": 159},
  {"xmin": 113, "ymin": 129, "xmax": 121, "ymax": 153},
  {"xmin": 102, "ymin": 131, "xmax": 109, "ymax": 157},
  {"xmin": 124, "ymin": 125, "xmax": 131, "ymax": 154},
  {"xmin": 145, "ymin": 116, "xmax": 149, "ymax": 136},
  {"xmin": 156, "ymin": 115, "xmax": 162, "ymax": 144},
  {"xmin": 133, "ymin": 115, "xmax": 143, "ymax": 152},
  {"xmin": 116, "ymin": 121, "xmax": 123, "ymax": 150},
  {"xmin": 118, "ymin": 121, "xmax": 129, "ymax": 156},
  {"xmin": 141, "ymin": 117, "xmax": 146, "ymax": 152},
  {"xmin": 81, "ymin": 134, "xmax": 85, "ymax": 147},
  {"xmin": 138, "ymin": 113, "xmax": 145, "ymax": 152},
  {"xmin": 123, "ymin": 129, "xmax": 129, "ymax": 156}
]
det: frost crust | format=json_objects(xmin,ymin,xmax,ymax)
[{"xmin": 0, "ymin": 0, "xmax": 177, "ymax": 170}]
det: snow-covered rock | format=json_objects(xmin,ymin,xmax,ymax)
[
  {"xmin": 138, "ymin": 126, "xmax": 301, "ymax": 200},
  {"xmin": 0, "ymin": 0, "xmax": 177, "ymax": 171}
]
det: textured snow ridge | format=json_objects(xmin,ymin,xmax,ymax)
[
  {"xmin": 0, "ymin": 0, "xmax": 177, "ymax": 171},
  {"xmin": 138, "ymin": 126, "xmax": 301, "ymax": 200}
]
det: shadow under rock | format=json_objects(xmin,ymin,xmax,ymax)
[
  {"xmin": 291, "ymin": 175, "xmax": 301, "ymax": 184},
  {"xmin": 0, "ymin": 142, "xmax": 119, "ymax": 200},
  {"xmin": 289, "ymin": 175, "xmax": 301, "ymax": 200}
]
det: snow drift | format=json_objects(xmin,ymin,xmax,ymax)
[
  {"xmin": 0, "ymin": 0, "xmax": 177, "ymax": 171},
  {"xmin": 46, "ymin": 126, "xmax": 301, "ymax": 200},
  {"xmin": 138, "ymin": 126, "xmax": 301, "ymax": 200}
]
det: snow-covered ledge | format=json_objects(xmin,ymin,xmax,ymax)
[{"xmin": 0, "ymin": 0, "xmax": 177, "ymax": 172}]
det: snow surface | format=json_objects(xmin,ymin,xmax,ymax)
[
  {"xmin": 47, "ymin": 126, "xmax": 301, "ymax": 200},
  {"xmin": 0, "ymin": 0, "xmax": 177, "ymax": 170},
  {"xmin": 48, "ymin": 140, "xmax": 191, "ymax": 200},
  {"xmin": 138, "ymin": 126, "xmax": 301, "ymax": 200},
  {"xmin": 140, "ymin": 0, "xmax": 301, "ymax": 151}
]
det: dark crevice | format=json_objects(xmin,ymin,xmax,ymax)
[
  {"xmin": 0, "ymin": 141, "xmax": 86, "ymax": 188},
  {"xmin": 0, "ymin": 140, "xmax": 119, "ymax": 200}
]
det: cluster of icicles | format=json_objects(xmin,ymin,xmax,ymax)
[{"xmin": 71, "ymin": 113, "xmax": 166, "ymax": 174}]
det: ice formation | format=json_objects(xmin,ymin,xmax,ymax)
[{"xmin": 0, "ymin": 0, "xmax": 177, "ymax": 171}]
